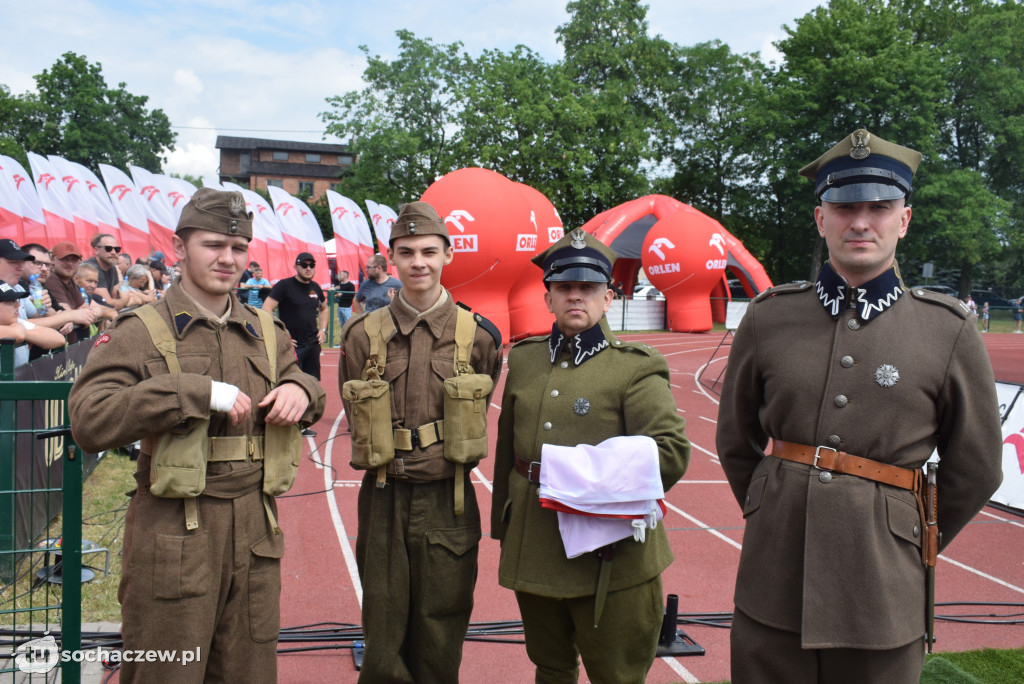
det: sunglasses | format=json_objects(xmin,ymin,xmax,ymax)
[
  {"xmin": 298, "ymin": 261, "xmax": 316, "ymax": 269},
  {"xmin": 102, "ymin": 245, "xmax": 122, "ymax": 253}
]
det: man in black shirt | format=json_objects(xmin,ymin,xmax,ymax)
[{"xmin": 263, "ymin": 252, "xmax": 328, "ymax": 379}]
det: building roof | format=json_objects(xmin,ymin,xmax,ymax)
[{"xmin": 215, "ymin": 135, "xmax": 350, "ymax": 154}]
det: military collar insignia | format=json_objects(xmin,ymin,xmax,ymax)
[
  {"xmin": 815, "ymin": 262, "xmax": 904, "ymax": 322},
  {"xmin": 548, "ymin": 322, "xmax": 609, "ymax": 366},
  {"xmin": 174, "ymin": 311, "xmax": 193, "ymax": 334},
  {"xmin": 243, "ymin": 320, "xmax": 260, "ymax": 338}
]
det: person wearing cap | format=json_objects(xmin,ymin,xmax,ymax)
[
  {"xmin": 69, "ymin": 187, "xmax": 326, "ymax": 683},
  {"xmin": 43, "ymin": 240, "xmax": 102, "ymax": 345},
  {"xmin": 490, "ymin": 228, "xmax": 690, "ymax": 684},
  {"xmin": 353, "ymin": 252, "xmax": 402, "ymax": 314},
  {"xmin": 338, "ymin": 200, "xmax": 503, "ymax": 683},
  {"xmin": 262, "ymin": 252, "xmax": 328, "ymax": 379},
  {"xmin": 0, "ymin": 282, "xmax": 66, "ymax": 356},
  {"xmin": 716, "ymin": 129, "xmax": 1003, "ymax": 683}
]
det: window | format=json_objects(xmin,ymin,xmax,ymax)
[
  {"xmin": 305, "ymin": 153, "xmax": 321, "ymax": 163},
  {"xmin": 239, "ymin": 152, "xmax": 250, "ymax": 172},
  {"xmin": 273, "ymin": 151, "xmax": 289, "ymax": 161},
  {"xmin": 298, "ymin": 181, "xmax": 314, "ymax": 196},
  {"xmin": 330, "ymin": 183, "xmax": 342, "ymax": 192},
  {"xmin": 339, "ymin": 154, "xmax": 353, "ymax": 165},
  {"xmin": 267, "ymin": 179, "xmax": 283, "ymax": 189}
]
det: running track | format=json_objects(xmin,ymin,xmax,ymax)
[{"xmin": 166, "ymin": 333, "xmax": 1024, "ymax": 682}]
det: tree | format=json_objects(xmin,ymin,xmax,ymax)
[
  {"xmin": 321, "ymin": 30, "xmax": 467, "ymax": 207},
  {"xmin": 0, "ymin": 52, "xmax": 174, "ymax": 172}
]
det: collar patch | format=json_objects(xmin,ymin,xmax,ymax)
[
  {"xmin": 243, "ymin": 320, "xmax": 260, "ymax": 338},
  {"xmin": 174, "ymin": 311, "xmax": 193, "ymax": 334},
  {"xmin": 816, "ymin": 262, "xmax": 904, "ymax": 322},
  {"xmin": 548, "ymin": 322, "xmax": 609, "ymax": 366}
]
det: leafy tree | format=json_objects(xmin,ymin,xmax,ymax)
[{"xmin": 0, "ymin": 52, "xmax": 174, "ymax": 172}]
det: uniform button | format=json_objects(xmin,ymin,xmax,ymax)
[
  {"xmin": 543, "ymin": 422, "xmax": 552, "ymax": 431},
  {"xmin": 841, "ymin": 355, "xmax": 854, "ymax": 368},
  {"xmin": 560, "ymin": 361, "xmax": 569, "ymax": 369},
  {"xmin": 550, "ymin": 389, "xmax": 559, "ymax": 398},
  {"xmin": 834, "ymin": 395, "xmax": 848, "ymax": 408},
  {"xmin": 913, "ymin": 525, "xmax": 920, "ymax": 538},
  {"xmin": 827, "ymin": 434, "xmax": 841, "ymax": 447},
  {"xmin": 847, "ymin": 319, "xmax": 860, "ymax": 330},
  {"xmin": 818, "ymin": 471, "xmax": 833, "ymax": 483},
  {"xmin": 614, "ymin": 340, "xmax": 622, "ymax": 346},
  {"xmin": 745, "ymin": 495, "xmax": 750, "ymax": 506}
]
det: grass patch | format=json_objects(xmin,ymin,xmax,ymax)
[{"xmin": 0, "ymin": 450, "xmax": 133, "ymax": 628}]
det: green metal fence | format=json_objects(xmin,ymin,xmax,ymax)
[{"xmin": 0, "ymin": 340, "xmax": 82, "ymax": 683}]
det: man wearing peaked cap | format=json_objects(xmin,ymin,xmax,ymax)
[
  {"xmin": 338, "ymin": 198, "xmax": 502, "ymax": 683},
  {"xmin": 492, "ymin": 227, "xmax": 690, "ymax": 683},
  {"xmin": 717, "ymin": 129, "xmax": 1003, "ymax": 683},
  {"xmin": 69, "ymin": 187, "xmax": 325, "ymax": 683}
]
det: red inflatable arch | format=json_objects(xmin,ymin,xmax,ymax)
[{"xmin": 507, "ymin": 182, "xmax": 564, "ymax": 341}]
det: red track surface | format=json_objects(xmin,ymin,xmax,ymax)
[{"xmin": 110, "ymin": 331, "xmax": 1024, "ymax": 683}]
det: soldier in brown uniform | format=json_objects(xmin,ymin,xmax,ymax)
[
  {"xmin": 338, "ymin": 200, "xmax": 503, "ymax": 683},
  {"xmin": 69, "ymin": 188, "xmax": 326, "ymax": 683},
  {"xmin": 491, "ymin": 229, "xmax": 690, "ymax": 684},
  {"xmin": 716, "ymin": 130, "xmax": 1003, "ymax": 683}
]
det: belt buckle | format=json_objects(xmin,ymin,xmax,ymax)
[
  {"xmin": 409, "ymin": 429, "xmax": 421, "ymax": 450},
  {"xmin": 813, "ymin": 446, "xmax": 837, "ymax": 470},
  {"xmin": 527, "ymin": 461, "xmax": 541, "ymax": 482}
]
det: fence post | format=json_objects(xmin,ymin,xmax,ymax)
[{"xmin": 0, "ymin": 340, "xmax": 16, "ymax": 583}]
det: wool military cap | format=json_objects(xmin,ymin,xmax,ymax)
[
  {"xmin": 799, "ymin": 129, "xmax": 923, "ymax": 203},
  {"xmin": 51, "ymin": 241, "xmax": 82, "ymax": 260},
  {"xmin": 531, "ymin": 228, "xmax": 618, "ymax": 284},
  {"xmin": 0, "ymin": 239, "xmax": 34, "ymax": 261},
  {"xmin": 0, "ymin": 282, "xmax": 28, "ymax": 302},
  {"xmin": 389, "ymin": 201, "xmax": 449, "ymax": 246},
  {"xmin": 176, "ymin": 188, "xmax": 253, "ymax": 239}
]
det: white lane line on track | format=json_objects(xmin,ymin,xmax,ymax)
[
  {"xmin": 663, "ymin": 657, "xmax": 701, "ymax": 683},
  {"xmin": 979, "ymin": 508, "xmax": 1024, "ymax": 530},
  {"xmin": 699, "ymin": 416, "xmax": 717, "ymax": 424},
  {"xmin": 663, "ymin": 500, "xmax": 741, "ymax": 551},
  {"xmin": 689, "ymin": 440, "xmax": 720, "ymax": 464},
  {"xmin": 322, "ymin": 408, "xmax": 363, "ymax": 607},
  {"xmin": 940, "ymin": 556, "xmax": 1024, "ymax": 595}
]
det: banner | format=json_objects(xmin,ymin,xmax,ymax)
[
  {"xmin": 995, "ymin": 382, "xmax": 1024, "ymax": 512},
  {"xmin": 268, "ymin": 186, "xmax": 329, "ymax": 287},
  {"xmin": 0, "ymin": 155, "xmax": 48, "ymax": 245},
  {"xmin": 128, "ymin": 165, "xmax": 176, "ymax": 259},
  {"xmin": 27, "ymin": 153, "xmax": 76, "ymax": 247},
  {"xmin": 98, "ymin": 164, "xmax": 154, "ymax": 262}
]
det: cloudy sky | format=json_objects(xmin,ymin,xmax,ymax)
[{"xmin": 2, "ymin": 0, "xmax": 822, "ymax": 180}]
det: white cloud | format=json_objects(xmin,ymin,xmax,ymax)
[{"xmin": 173, "ymin": 70, "xmax": 204, "ymax": 100}]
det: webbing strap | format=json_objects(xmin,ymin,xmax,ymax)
[
  {"xmin": 255, "ymin": 309, "xmax": 278, "ymax": 383},
  {"xmin": 453, "ymin": 307, "xmax": 476, "ymax": 375},
  {"xmin": 184, "ymin": 498, "xmax": 199, "ymax": 530},
  {"xmin": 135, "ymin": 305, "xmax": 181, "ymax": 374},
  {"xmin": 454, "ymin": 463, "xmax": 465, "ymax": 516},
  {"xmin": 362, "ymin": 308, "xmax": 396, "ymax": 381}
]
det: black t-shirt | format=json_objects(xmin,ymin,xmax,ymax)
[
  {"xmin": 336, "ymin": 281, "xmax": 355, "ymax": 307},
  {"xmin": 268, "ymin": 276, "xmax": 324, "ymax": 345},
  {"xmin": 84, "ymin": 257, "xmax": 120, "ymax": 295}
]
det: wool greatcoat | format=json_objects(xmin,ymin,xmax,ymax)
[
  {"xmin": 491, "ymin": 317, "xmax": 690, "ymax": 598},
  {"xmin": 716, "ymin": 263, "xmax": 1003, "ymax": 651},
  {"xmin": 69, "ymin": 281, "xmax": 326, "ymax": 683}
]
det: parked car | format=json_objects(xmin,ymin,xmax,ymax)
[
  {"xmin": 632, "ymin": 285, "xmax": 665, "ymax": 301},
  {"xmin": 970, "ymin": 290, "xmax": 1018, "ymax": 310}
]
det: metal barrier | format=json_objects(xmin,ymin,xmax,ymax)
[{"xmin": 0, "ymin": 339, "xmax": 82, "ymax": 683}]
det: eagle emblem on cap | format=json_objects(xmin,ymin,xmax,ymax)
[
  {"xmin": 849, "ymin": 130, "xmax": 871, "ymax": 160},
  {"xmin": 229, "ymin": 193, "xmax": 245, "ymax": 216},
  {"xmin": 570, "ymin": 228, "xmax": 587, "ymax": 249}
]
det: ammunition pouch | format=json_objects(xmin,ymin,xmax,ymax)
[
  {"xmin": 263, "ymin": 424, "xmax": 302, "ymax": 497},
  {"xmin": 442, "ymin": 373, "xmax": 493, "ymax": 465},
  {"xmin": 150, "ymin": 418, "xmax": 211, "ymax": 498},
  {"xmin": 343, "ymin": 378, "xmax": 396, "ymax": 470}
]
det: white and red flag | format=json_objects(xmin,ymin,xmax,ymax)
[
  {"xmin": 64, "ymin": 160, "xmax": 127, "ymax": 253},
  {"xmin": 326, "ymin": 191, "xmax": 366, "ymax": 282},
  {"xmin": 129, "ymin": 165, "xmax": 177, "ymax": 259},
  {"xmin": 220, "ymin": 182, "xmax": 290, "ymax": 282},
  {"xmin": 49, "ymin": 156, "xmax": 103, "ymax": 253},
  {"xmin": 27, "ymin": 152, "xmax": 76, "ymax": 248},
  {"xmin": 268, "ymin": 186, "xmax": 329, "ymax": 287},
  {"xmin": 364, "ymin": 198, "xmax": 397, "ymax": 255},
  {"xmin": 98, "ymin": 164, "xmax": 155, "ymax": 261},
  {"xmin": 0, "ymin": 155, "xmax": 49, "ymax": 245}
]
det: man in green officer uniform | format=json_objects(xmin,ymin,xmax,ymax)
[
  {"xmin": 716, "ymin": 129, "xmax": 1003, "ymax": 683},
  {"xmin": 339, "ymin": 200, "xmax": 503, "ymax": 683},
  {"xmin": 491, "ymin": 228, "xmax": 690, "ymax": 684},
  {"xmin": 69, "ymin": 188, "xmax": 326, "ymax": 683}
]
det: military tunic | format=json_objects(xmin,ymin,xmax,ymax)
[
  {"xmin": 491, "ymin": 318, "xmax": 689, "ymax": 682},
  {"xmin": 69, "ymin": 281, "xmax": 326, "ymax": 683},
  {"xmin": 716, "ymin": 263, "xmax": 1003, "ymax": 653},
  {"xmin": 338, "ymin": 289, "xmax": 502, "ymax": 683}
]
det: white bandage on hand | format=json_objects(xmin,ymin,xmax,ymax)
[{"xmin": 210, "ymin": 381, "xmax": 240, "ymax": 413}]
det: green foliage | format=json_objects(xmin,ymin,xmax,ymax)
[{"xmin": 0, "ymin": 52, "xmax": 175, "ymax": 173}]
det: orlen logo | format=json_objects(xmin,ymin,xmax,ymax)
[
  {"xmin": 515, "ymin": 234, "xmax": 538, "ymax": 252},
  {"xmin": 705, "ymin": 259, "xmax": 728, "ymax": 270},
  {"xmin": 373, "ymin": 213, "xmax": 395, "ymax": 228},
  {"xmin": 709, "ymin": 233, "xmax": 726, "ymax": 256},
  {"xmin": 38, "ymin": 173, "xmax": 56, "ymax": 189},
  {"xmin": 276, "ymin": 202, "xmax": 294, "ymax": 216},
  {"xmin": 547, "ymin": 227, "xmax": 564, "ymax": 244},
  {"xmin": 167, "ymin": 191, "xmax": 187, "ymax": 207},
  {"xmin": 445, "ymin": 210, "xmax": 478, "ymax": 252},
  {"xmin": 109, "ymin": 185, "xmax": 132, "ymax": 201},
  {"xmin": 13, "ymin": 174, "xmax": 27, "ymax": 190},
  {"xmin": 1002, "ymin": 431, "xmax": 1024, "ymax": 474},
  {"xmin": 61, "ymin": 175, "xmax": 80, "ymax": 192},
  {"xmin": 332, "ymin": 207, "xmax": 349, "ymax": 220},
  {"xmin": 648, "ymin": 237, "xmax": 675, "ymax": 261},
  {"xmin": 139, "ymin": 185, "xmax": 160, "ymax": 201}
]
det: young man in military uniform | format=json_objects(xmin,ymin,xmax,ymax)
[
  {"xmin": 69, "ymin": 188, "xmax": 326, "ymax": 683},
  {"xmin": 338, "ymin": 200, "xmax": 503, "ymax": 683},
  {"xmin": 490, "ymin": 229, "xmax": 690, "ymax": 684},
  {"xmin": 716, "ymin": 129, "xmax": 1003, "ymax": 683}
]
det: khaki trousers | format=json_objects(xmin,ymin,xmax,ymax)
[
  {"xmin": 355, "ymin": 473, "xmax": 481, "ymax": 684},
  {"xmin": 118, "ymin": 471, "xmax": 283, "ymax": 684},
  {"xmin": 515, "ymin": 574, "xmax": 664, "ymax": 684},
  {"xmin": 731, "ymin": 607, "xmax": 926, "ymax": 684}
]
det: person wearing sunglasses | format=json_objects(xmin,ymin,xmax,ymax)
[
  {"xmin": 263, "ymin": 252, "xmax": 328, "ymax": 380},
  {"xmin": 84, "ymin": 233, "xmax": 132, "ymax": 310}
]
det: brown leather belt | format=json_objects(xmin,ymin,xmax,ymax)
[
  {"xmin": 515, "ymin": 457, "xmax": 542, "ymax": 484},
  {"xmin": 772, "ymin": 440, "xmax": 921, "ymax": 492}
]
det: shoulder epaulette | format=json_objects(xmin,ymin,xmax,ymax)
[
  {"xmin": 470, "ymin": 310, "xmax": 501, "ymax": 349},
  {"xmin": 906, "ymin": 287, "xmax": 970, "ymax": 318},
  {"xmin": 754, "ymin": 281, "xmax": 813, "ymax": 303},
  {"xmin": 511, "ymin": 334, "xmax": 549, "ymax": 349}
]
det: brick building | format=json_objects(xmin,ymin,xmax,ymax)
[{"xmin": 215, "ymin": 135, "xmax": 354, "ymax": 200}]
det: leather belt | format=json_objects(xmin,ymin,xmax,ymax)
[
  {"xmin": 394, "ymin": 420, "xmax": 444, "ymax": 451},
  {"xmin": 515, "ymin": 456, "xmax": 542, "ymax": 484},
  {"xmin": 773, "ymin": 440, "xmax": 920, "ymax": 492},
  {"xmin": 208, "ymin": 436, "xmax": 264, "ymax": 462}
]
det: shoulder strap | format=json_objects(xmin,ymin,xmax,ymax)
[
  {"xmin": 453, "ymin": 306, "xmax": 477, "ymax": 375},
  {"xmin": 254, "ymin": 308, "xmax": 278, "ymax": 383},
  {"xmin": 361, "ymin": 308, "xmax": 396, "ymax": 380},
  {"xmin": 135, "ymin": 305, "xmax": 180, "ymax": 374}
]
